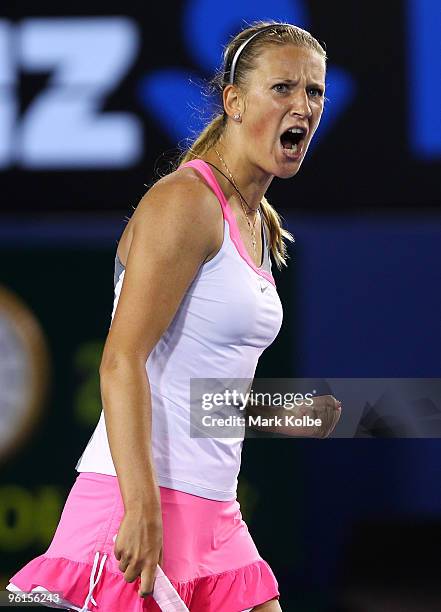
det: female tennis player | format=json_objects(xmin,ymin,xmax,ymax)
[{"xmin": 7, "ymin": 20, "xmax": 341, "ymax": 611}]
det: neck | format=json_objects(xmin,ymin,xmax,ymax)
[{"xmin": 203, "ymin": 136, "xmax": 274, "ymax": 210}]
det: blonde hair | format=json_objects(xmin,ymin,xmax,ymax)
[{"xmin": 172, "ymin": 21, "xmax": 327, "ymax": 269}]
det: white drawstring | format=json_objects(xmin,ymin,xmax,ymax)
[{"xmin": 80, "ymin": 551, "xmax": 108, "ymax": 611}]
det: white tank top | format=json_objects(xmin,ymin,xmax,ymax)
[{"xmin": 75, "ymin": 159, "xmax": 283, "ymax": 500}]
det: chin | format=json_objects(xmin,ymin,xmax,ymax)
[{"xmin": 275, "ymin": 160, "xmax": 304, "ymax": 179}]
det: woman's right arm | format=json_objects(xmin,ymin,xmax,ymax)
[{"xmin": 99, "ymin": 172, "xmax": 222, "ymax": 597}]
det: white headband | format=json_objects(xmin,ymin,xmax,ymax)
[{"xmin": 228, "ymin": 23, "xmax": 293, "ymax": 85}]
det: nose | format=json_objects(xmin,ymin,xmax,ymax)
[{"xmin": 289, "ymin": 90, "xmax": 312, "ymax": 119}]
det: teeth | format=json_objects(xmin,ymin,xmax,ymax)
[
  {"xmin": 288, "ymin": 128, "xmax": 303, "ymax": 134},
  {"xmin": 287, "ymin": 143, "xmax": 298, "ymax": 152}
]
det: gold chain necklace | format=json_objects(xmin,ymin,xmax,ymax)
[{"xmin": 214, "ymin": 148, "xmax": 259, "ymax": 257}]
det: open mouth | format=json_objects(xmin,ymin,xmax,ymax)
[{"xmin": 280, "ymin": 127, "xmax": 307, "ymax": 155}]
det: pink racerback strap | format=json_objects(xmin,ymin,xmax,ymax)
[{"xmin": 180, "ymin": 159, "xmax": 275, "ymax": 286}]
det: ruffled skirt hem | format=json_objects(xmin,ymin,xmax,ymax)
[{"xmin": 7, "ymin": 553, "xmax": 280, "ymax": 611}]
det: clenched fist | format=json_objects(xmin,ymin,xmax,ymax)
[{"xmin": 294, "ymin": 394, "xmax": 342, "ymax": 438}]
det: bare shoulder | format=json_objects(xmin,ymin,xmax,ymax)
[
  {"xmin": 120, "ymin": 166, "xmax": 223, "ymax": 265},
  {"xmin": 134, "ymin": 166, "xmax": 222, "ymax": 228}
]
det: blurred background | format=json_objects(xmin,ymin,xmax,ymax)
[{"xmin": 1, "ymin": 1, "xmax": 440, "ymax": 610}]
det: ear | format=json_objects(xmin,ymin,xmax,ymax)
[{"xmin": 222, "ymin": 84, "xmax": 243, "ymax": 120}]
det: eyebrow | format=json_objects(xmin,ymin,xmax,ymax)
[{"xmin": 271, "ymin": 78, "xmax": 325, "ymax": 88}]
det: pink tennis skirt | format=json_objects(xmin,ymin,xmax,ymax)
[{"xmin": 7, "ymin": 472, "xmax": 279, "ymax": 611}]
